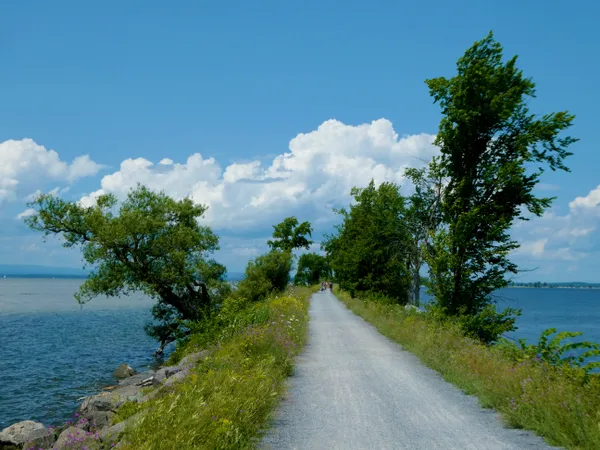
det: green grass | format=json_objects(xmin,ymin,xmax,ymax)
[
  {"xmin": 115, "ymin": 286, "xmax": 311, "ymax": 450},
  {"xmin": 336, "ymin": 290, "xmax": 600, "ymax": 450}
]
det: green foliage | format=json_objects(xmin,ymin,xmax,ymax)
[
  {"xmin": 497, "ymin": 328, "xmax": 600, "ymax": 373},
  {"xmin": 235, "ymin": 250, "xmax": 293, "ymax": 303},
  {"xmin": 25, "ymin": 185, "xmax": 230, "ymax": 348},
  {"xmin": 267, "ymin": 216, "xmax": 313, "ymax": 252},
  {"xmin": 322, "ymin": 180, "xmax": 411, "ymax": 303},
  {"xmin": 293, "ymin": 252, "xmax": 331, "ymax": 286},
  {"xmin": 337, "ymin": 290, "xmax": 600, "ymax": 449},
  {"xmin": 456, "ymin": 304, "xmax": 520, "ymax": 344},
  {"xmin": 423, "ymin": 32, "xmax": 576, "ymax": 330},
  {"xmin": 118, "ymin": 288, "xmax": 312, "ymax": 450}
]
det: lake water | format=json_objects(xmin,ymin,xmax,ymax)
[
  {"xmin": 0, "ymin": 280, "xmax": 599, "ymax": 429},
  {"xmin": 0, "ymin": 278, "xmax": 158, "ymax": 429}
]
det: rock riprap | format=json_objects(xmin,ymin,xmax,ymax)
[{"xmin": 1, "ymin": 352, "xmax": 209, "ymax": 449}]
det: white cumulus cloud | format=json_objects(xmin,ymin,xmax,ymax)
[
  {"xmin": 78, "ymin": 118, "xmax": 438, "ymax": 230},
  {"xmin": 0, "ymin": 138, "xmax": 103, "ymax": 208}
]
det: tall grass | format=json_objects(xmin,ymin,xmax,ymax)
[
  {"xmin": 336, "ymin": 290, "xmax": 600, "ymax": 450},
  {"xmin": 116, "ymin": 287, "xmax": 311, "ymax": 450}
]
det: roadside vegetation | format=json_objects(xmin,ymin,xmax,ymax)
[
  {"xmin": 23, "ymin": 29, "xmax": 599, "ymax": 450},
  {"xmin": 320, "ymin": 33, "xmax": 599, "ymax": 449}
]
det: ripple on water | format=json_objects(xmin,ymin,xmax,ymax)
[{"xmin": 0, "ymin": 279, "xmax": 161, "ymax": 428}]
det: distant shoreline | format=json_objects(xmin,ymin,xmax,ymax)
[{"xmin": 507, "ymin": 286, "xmax": 600, "ymax": 290}]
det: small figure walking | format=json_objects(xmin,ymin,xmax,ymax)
[{"xmin": 328, "ymin": 281, "xmax": 333, "ymax": 292}]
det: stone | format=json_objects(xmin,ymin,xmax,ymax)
[
  {"xmin": 99, "ymin": 413, "xmax": 141, "ymax": 446},
  {"xmin": 0, "ymin": 431, "xmax": 19, "ymax": 450},
  {"xmin": 20, "ymin": 427, "xmax": 55, "ymax": 450},
  {"xmin": 116, "ymin": 371, "xmax": 155, "ymax": 388},
  {"xmin": 52, "ymin": 427, "xmax": 100, "ymax": 450},
  {"xmin": 0, "ymin": 421, "xmax": 54, "ymax": 449},
  {"xmin": 113, "ymin": 364, "xmax": 136, "ymax": 379},
  {"xmin": 137, "ymin": 388, "xmax": 160, "ymax": 404},
  {"xmin": 162, "ymin": 370, "xmax": 187, "ymax": 387},
  {"xmin": 178, "ymin": 350, "xmax": 209, "ymax": 368},
  {"xmin": 1, "ymin": 421, "xmax": 44, "ymax": 444},
  {"xmin": 75, "ymin": 411, "xmax": 115, "ymax": 432},
  {"xmin": 151, "ymin": 366, "xmax": 181, "ymax": 387}
]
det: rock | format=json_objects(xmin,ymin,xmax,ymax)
[
  {"xmin": 113, "ymin": 364, "xmax": 136, "ymax": 379},
  {"xmin": 115, "ymin": 371, "xmax": 155, "ymax": 388},
  {"xmin": 20, "ymin": 427, "xmax": 55, "ymax": 450},
  {"xmin": 0, "ymin": 421, "xmax": 54, "ymax": 450},
  {"xmin": 75, "ymin": 411, "xmax": 114, "ymax": 432},
  {"xmin": 52, "ymin": 426, "xmax": 100, "ymax": 450},
  {"xmin": 151, "ymin": 366, "xmax": 181, "ymax": 387},
  {"xmin": 98, "ymin": 421, "xmax": 126, "ymax": 445},
  {"xmin": 1, "ymin": 421, "xmax": 44, "ymax": 444},
  {"xmin": 78, "ymin": 384, "xmax": 144, "ymax": 416},
  {"xmin": 99, "ymin": 413, "xmax": 141, "ymax": 446},
  {"xmin": 137, "ymin": 389, "xmax": 160, "ymax": 404},
  {"xmin": 162, "ymin": 371, "xmax": 187, "ymax": 387},
  {"xmin": 0, "ymin": 431, "xmax": 19, "ymax": 450},
  {"xmin": 179, "ymin": 350, "xmax": 209, "ymax": 368}
]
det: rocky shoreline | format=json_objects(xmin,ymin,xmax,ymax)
[{"xmin": 0, "ymin": 350, "xmax": 208, "ymax": 450}]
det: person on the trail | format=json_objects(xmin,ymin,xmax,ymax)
[{"xmin": 329, "ymin": 281, "xmax": 333, "ymax": 291}]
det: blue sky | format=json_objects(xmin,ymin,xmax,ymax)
[{"xmin": 1, "ymin": 0, "xmax": 599, "ymax": 281}]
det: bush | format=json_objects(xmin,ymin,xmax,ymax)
[{"xmin": 235, "ymin": 250, "xmax": 293, "ymax": 302}]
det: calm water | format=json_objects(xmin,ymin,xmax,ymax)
[
  {"xmin": 421, "ymin": 287, "xmax": 600, "ymax": 345},
  {"xmin": 0, "ymin": 280, "xmax": 599, "ymax": 429},
  {"xmin": 0, "ymin": 278, "xmax": 159, "ymax": 429}
]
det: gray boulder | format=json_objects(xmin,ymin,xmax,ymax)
[
  {"xmin": 113, "ymin": 364, "xmax": 136, "ymax": 379},
  {"xmin": 151, "ymin": 366, "xmax": 181, "ymax": 387},
  {"xmin": 0, "ymin": 421, "xmax": 54, "ymax": 450},
  {"xmin": 116, "ymin": 371, "xmax": 155, "ymax": 388},
  {"xmin": 0, "ymin": 431, "xmax": 19, "ymax": 450},
  {"xmin": 75, "ymin": 411, "xmax": 114, "ymax": 432},
  {"xmin": 179, "ymin": 350, "xmax": 209, "ymax": 368},
  {"xmin": 52, "ymin": 426, "xmax": 100, "ymax": 450},
  {"xmin": 78, "ymin": 384, "xmax": 145, "ymax": 416},
  {"xmin": 99, "ymin": 413, "xmax": 141, "ymax": 446},
  {"xmin": 162, "ymin": 370, "xmax": 187, "ymax": 387}
]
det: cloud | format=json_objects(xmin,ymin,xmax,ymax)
[
  {"xmin": 78, "ymin": 118, "xmax": 438, "ymax": 230},
  {"xmin": 513, "ymin": 184, "xmax": 600, "ymax": 262},
  {"xmin": 0, "ymin": 138, "xmax": 103, "ymax": 209},
  {"xmin": 16, "ymin": 208, "xmax": 36, "ymax": 219}
]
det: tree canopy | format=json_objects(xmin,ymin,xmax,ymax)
[
  {"xmin": 293, "ymin": 252, "xmax": 331, "ymax": 286},
  {"xmin": 322, "ymin": 180, "xmax": 411, "ymax": 301},
  {"xmin": 267, "ymin": 216, "xmax": 313, "ymax": 253},
  {"xmin": 25, "ymin": 185, "xmax": 230, "ymax": 352},
  {"xmin": 421, "ymin": 32, "xmax": 576, "ymax": 341}
]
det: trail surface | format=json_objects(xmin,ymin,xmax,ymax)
[{"xmin": 261, "ymin": 290, "xmax": 556, "ymax": 450}]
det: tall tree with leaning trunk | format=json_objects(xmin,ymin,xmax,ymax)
[{"xmin": 425, "ymin": 32, "xmax": 577, "ymax": 339}]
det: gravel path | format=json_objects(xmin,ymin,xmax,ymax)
[{"xmin": 260, "ymin": 290, "xmax": 556, "ymax": 450}]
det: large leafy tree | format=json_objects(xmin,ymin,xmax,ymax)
[
  {"xmin": 323, "ymin": 180, "xmax": 411, "ymax": 302},
  {"xmin": 425, "ymin": 32, "xmax": 576, "ymax": 325},
  {"xmin": 267, "ymin": 216, "xmax": 313, "ymax": 253},
  {"xmin": 293, "ymin": 252, "xmax": 331, "ymax": 286},
  {"xmin": 394, "ymin": 159, "xmax": 445, "ymax": 306},
  {"xmin": 25, "ymin": 185, "xmax": 230, "ymax": 352}
]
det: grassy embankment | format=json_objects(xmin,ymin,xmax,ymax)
[
  {"xmin": 114, "ymin": 286, "xmax": 313, "ymax": 450},
  {"xmin": 336, "ymin": 290, "xmax": 600, "ymax": 450}
]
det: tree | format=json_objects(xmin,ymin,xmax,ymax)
[
  {"xmin": 267, "ymin": 217, "xmax": 313, "ymax": 253},
  {"xmin": 391, "ymin": 159, "xmax": 445, "ymax": 306},
  {"xmin": 25, "ymin": 185, "xmax": 231, "ymax": 352},
  {"xmin": 322, "ymin": 180, "xmax": 411, "ymax": 302},
  {"xmin": 293, "ymin": 252, "xmax": 331, "ymax": 286},
  {"xmin": 235, "ymin": 250, "xmax": 293, "ymax": 302},
  {"xmin": 424, "ymin": 32, "xmax": 576, "ymax": 339}
]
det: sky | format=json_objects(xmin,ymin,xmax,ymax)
[{"xmin": 1, "ymin": 0, "xmax": 599, "ymax": 282}]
